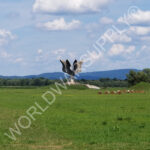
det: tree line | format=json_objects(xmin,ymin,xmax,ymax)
[
  {"xmin": 0, "ymin": 68, "xmax": 149, "ymax": 87},
  {"xmin": 78, "ymin": 78, "xmax": 128, "ymax": 87},
  {"xmin": 126, "ymin": 68, "xmax": 150, "ymax": 86},
  {"xmin": 0, "ymin": 78, "xmax": 57, "ymax": 86},
  {"xmin": 0, "ymin": 77, "xmax": 128, "ymax": 87}
]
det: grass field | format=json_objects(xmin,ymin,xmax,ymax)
[{"xmin": 0, "ymin": 84, "xmax": 150, "ymax": 150}]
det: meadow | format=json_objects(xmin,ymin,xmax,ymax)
[{"xmin": 0, "ymin": 84, "xmax": 150, "ymax": 150}]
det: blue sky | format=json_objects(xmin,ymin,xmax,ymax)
[{"xmin": 0, "ymin": 0, "xmax": 150, "ymax": 75}]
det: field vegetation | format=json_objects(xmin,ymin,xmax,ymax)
[{"xmin": 0, "ymin": 83, "xmax": 150, "ymax": 150}]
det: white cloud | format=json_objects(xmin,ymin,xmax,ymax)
[
  {"xmin": 35, "ymin": 48, "xmax": 67, "ymax": 62},
  {"xmin": 129, "ymin": 26, "xmax": 150, "ymax": 35},
  {"xmin": 39, "ymin": 18, "xmax": 81, "ymax": 31},
  {"xmin": 109, "ymin": 44, "xmax": 124, "ymax": 56},
  {"xmin": 51, "ymin": 48, "xmax": 78, "ymax": 60},
  {"xmin": 0, "ymin": 51, "xmax": 11, "ymax": 58},
  {"xmin": 0, "ymin": 29, "xmax": 14, "ymax": 39},
  {"xmin": 108, "ymin": 44, "xmax": 135, "ymax": 56},
  {"xmin": 52, "ymin": 48, "xmax": 66, "ymax": 55},
  {"xmin": 14, "ymin": 58, "xmax": 24, "ymax": 63},
  {"xmin": 141, "ymin": 45, "xmax": 147, "ymax": 50},
  {"xmin": 141, "ymin": 36, "xmax": 150, "ymax": 41},
  {"xmin": 100, "ymin": 17, "xmax": 113, "ymax": 24},
  {"xmin": 52, "ymin": 49, "xmax": 76, "ymax": 60},
  {"xmin": 0, "ymin": 51, "xmax": 24, "ymax": 64},
  {"xmin": 126, "ymin": 46, "xmax": 135, "ymax": 53},
  {"xmin": 104, "ymin": 32, "xmax": 132, "ymax": 43},
  {"xmin": 33, "ymin": 0, "xmax": 112, "ymax": 14},
  {"xmin": 118, "ymin": 10, "xmax": 150, "ymax": 25},
  {"xmin": 37, "ymin": 49, "xmax": 43, "ymax": 54},
  {"xmin": 0, "ymin": 29, "xmax": 15, "ymax": 46}
]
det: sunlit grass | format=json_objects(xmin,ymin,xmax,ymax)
[{"xmin": 0, "ymin": 86, "xmax": 150, "ymax": 150}]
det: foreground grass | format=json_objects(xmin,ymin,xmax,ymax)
[{"xmin": 0, "ymin": 86, "xmax": 150, "ymax": 150}]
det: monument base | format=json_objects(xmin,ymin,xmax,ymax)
[{"xmin": 67, "ymin": 79, "xmax": 76, "ymax": 85}]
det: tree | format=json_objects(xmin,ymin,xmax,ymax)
[
  {"xmin": 143, "ymin": 68, "xmax": 150, "ymax": 82},
  {"xmin": 126, "ymin": 70, "xmax": 138, "ymax": 86},
  {"xmin": 127, "ymin": 69, "xmax": 150, "ymax": 86}
]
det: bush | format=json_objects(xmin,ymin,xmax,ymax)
[{"xmin": 132, "ymin": 82, "xmax": 150, "ymax": 90}]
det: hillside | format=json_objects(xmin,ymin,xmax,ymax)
[{"xmin": 0, "ymin": 69, "xmax": 139, "ymax": 80}]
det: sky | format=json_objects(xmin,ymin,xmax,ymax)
[{"xmin": 0, "ymin": 0, "xmax": 150, "ymax": 76}]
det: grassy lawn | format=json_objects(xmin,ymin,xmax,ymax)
[{"xmin": 0, "ymin": 85, "xmax": 150, "ymax": 150}]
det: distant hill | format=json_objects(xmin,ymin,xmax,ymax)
[
  {"xmin": 78, "ymin": 69, "xmax": 140, "ymax": 80},
  {"xmin": 0, "ymin": 69, "xmax": 140, "ymax": 80}
]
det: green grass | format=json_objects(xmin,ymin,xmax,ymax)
[
  {"xmin": 67, "ymin": 84, "xmax": 89, "ymax": 90},
  {"xmin": 132, "ymin": 82, "xmax": 150, "ymax": 91},
  {"xmin": 0, "ymin": 85, "xmax": 150, "ymax": 150}
]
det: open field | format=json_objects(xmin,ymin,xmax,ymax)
[{"xmin": 0, "ymin": 85, "xmax": 150, "ymax": 150}]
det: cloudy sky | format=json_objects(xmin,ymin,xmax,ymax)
[{"xmin": 0, "ymin": 0, "xmax": 150, "ymax": 75}]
